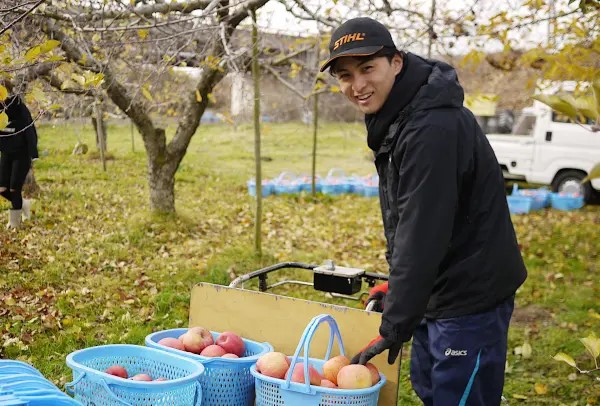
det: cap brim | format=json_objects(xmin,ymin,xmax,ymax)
[{"xmin": 319, "ymin": 45, "xmax": 384, "ymax": 72}]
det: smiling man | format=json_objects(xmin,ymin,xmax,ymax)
[{"xmin": 320, "ymin": 17, "xmax": 527, "ymax": 406}]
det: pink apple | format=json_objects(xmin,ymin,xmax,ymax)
[
  {"xmin": 256, "ymin": 352, "xmax": 289, "ymax": 379},
  {"xmin": 188, "ymin": 326, "xmax": 214, "ymax": 349},
  {"xmin": 105, "ymin": 365, "xmax": 128, "ymax": 379},
  {"xmin": 222, "ymin": 353, "xmax": 239, "ymax": 359},
  {"xmin": 179, "ymin": 331, "xmax": 205, "ymax": 354},
  {"xmin": 365, "ymin": 363, "xmax": 380, "ymax": 385},
  {"xmin": 215, "ymin": 332, "xmax": 245, "ymax": 357},
  {"xmin": 320, "ymin": 379, "xmax": 337, "ymax": 388},
  {"xmin": 322, "ymin": 355, "xmax": 350, "ymax": 385},
  {"xmin": 130, "ymin": 373, "xmax": 152, "ymax": 381},
  {"xmin": 158, "ymin": 337, "xmax": 186, "ymax": 351},
  {"xmin": 154, "ymin": 377, "xmax": 168, "ymax": 382},
  {"xmin": 286, "ymin": 363, "xmax": 321, "ymax": 386},
  {"xmin": 200, "ymin": 344, "xmax": 227, "ymax": 357},
  {"xmin": 337, "ymin": 365, "xmax": 372, "ymax": 389}
]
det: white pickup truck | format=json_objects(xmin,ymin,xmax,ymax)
[{"xmin": 485, "ymin": 101, "xmax": 600, "ymax": 203}]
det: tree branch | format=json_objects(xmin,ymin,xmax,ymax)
[
  {"xmin": 0, "ymin": 0, "xmax": 45, "ymax": 36},
  {"xmin": 41, "ymin": 18, "xmax": 156, "ymax": 138}
]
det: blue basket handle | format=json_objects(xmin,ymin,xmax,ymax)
[
  {"xmin": 192, "ymin": 380, "xmax": 202, "ymax": 406},
  {"xmin": 274, "ymin": 171, "xmax": 296, "ymax": 185},
  {"xmin": 66, "ymin": 374, "xmax": 132, "ymax": 406},
  {"xmin": 98, "ymin": 379, "xmax": 133, "ymax": 406},
  {"xmin": 64, "ymin": 372, "xmax": 85, "ymax": 396},
  {"xmin": 283, "ymin": 314, "xmax": 345, "ymax": 393}
]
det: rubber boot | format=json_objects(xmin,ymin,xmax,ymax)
[
  {"xmin": 7, "ymin": 209, "xmax": 22, "ymax": 229},
  {"xmin": 22, "ymin": 199, "xmax": 32, "ymax": 220}
]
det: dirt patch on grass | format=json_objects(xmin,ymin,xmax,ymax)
[{"xmin": 512, "ymin": 304, "xmax": 554, "ymax": 326}]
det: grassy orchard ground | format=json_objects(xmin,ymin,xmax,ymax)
[{"xmin": 0, "ymin": 120, "xmax": 598, "ymax": 405}]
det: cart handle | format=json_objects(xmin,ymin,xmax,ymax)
[{"xmin": 229, "ymin": 262, "xmax": 317, "ymax": 288}]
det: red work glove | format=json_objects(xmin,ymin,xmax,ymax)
[
  {"xmin": 350, "ymin": 335, "xmax": 402, "ymax": 365},
  {"xmin": 365, "ymin": 282, "xmax": 388, "ymax": 312}
]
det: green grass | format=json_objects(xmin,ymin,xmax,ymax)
[{"xmin": 1, "ymin": 120, "xmax": 599, "ymax": 404}]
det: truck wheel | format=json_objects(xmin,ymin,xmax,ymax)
[{"xmin": 551, "ymin": 170, "xmax": 597, "ymax": 203}]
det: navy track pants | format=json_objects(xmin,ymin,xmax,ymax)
[{"xmin": 410, "ymin": 296, "xmax": 514, "ymax": 406}]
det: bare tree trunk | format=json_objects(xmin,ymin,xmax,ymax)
[
  {"xmin": 144, "ymin": 128, "xmax": 177, "ymax": 212},
  {"xmin": 251, "ymin": 8, "xmax": 263, "ymax": 257},
  {"xmin": 94, "ymin": 100, "xmax": 107, "ymax": 171}
]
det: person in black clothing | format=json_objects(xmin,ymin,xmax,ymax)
[
  {"xmin": 0, "ymin": 93, "xmax": 39, "ymax": 229},
  {"xmin": 320, "ymin": 18, "xmax": 527, "ymax": 405}
]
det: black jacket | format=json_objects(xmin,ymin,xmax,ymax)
[
  {"xmin": 0, "ymin": 96, "xmax": 39, "ymax": 159},
  {"xmin": 373, "ymin": 55, "xmax": 527, "ymax": 343}
]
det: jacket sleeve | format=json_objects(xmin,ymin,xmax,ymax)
[
  {"xmin": 379, "ymin": 124, "xmax": 459, "ymax": 343},
  {"xmin": 19, "ymin": 99, "xmax": 39, "ymax": 159}
]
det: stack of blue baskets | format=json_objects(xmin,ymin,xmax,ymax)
[
  {"xmin": 247, "ymin": 169, "xmax": 379, "ymax": 198},
  {"xmin": 0, "ymin": 359, "xmax": 81, "ymax": 405},
  {"xmin": 507, "ymin": 184, "xmax": 584, "ymax": 214}
]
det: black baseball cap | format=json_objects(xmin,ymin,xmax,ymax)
[{"xmin": 320, "ymin": 17, "xmax": 397, "ymax": 72}]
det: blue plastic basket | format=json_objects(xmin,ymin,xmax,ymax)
[
  {"xmin": 550, "ymin": 193, "xmax": 584, "ymax": 211},
  {"xmin": 65, "ymin": 344, "xmax": 204, "ymax": 406},
  {"xmin": 251, "ymin": 314, "xmax": 386, "ymax": 406},
  {"xmin": 511, "ymin": 185, "xmax": 550, "ymax": 210},
  {"xmin": 145, "ymin": 328, "xmax": 273, "ymax": 406},
  {"xmin": 247, "ymin": 180, "xmax": 274, "ymax": 197},
  {"xmin": 507, "ymin": 195, "xmax": 533, "ymax": 214}
]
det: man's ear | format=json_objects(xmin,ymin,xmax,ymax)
[{"xmin": 392, "ymin": 54, "xmax": 403, "ymax": 75}]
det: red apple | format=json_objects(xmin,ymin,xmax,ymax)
[
  {"xmin": 158, "ymin": 337, "xmax": 186, "ymax": 351},
  {"xmin": 365, "ymin": 363, "xmax": 380, "ymax": 385},
  {"xmin": 256, "ymin": 352, "xmax": 289, "ymax": 379},
  {"xmin": 286, "ymin": 363, "xmax": 321, "ymax": 386},
  {"xmin": 215, "ymin": 332, "xmax": 245, "ymax": 357},
  {"xmin": 200, "ymin": 344, "xmax": 227, "ymax": 357},
  {"xmin": 337, "ymin": 365, "xmax": 372, "ymax": 389},
  {"xmin": 222, "ymin": 353, "xmax": 239, "ymax": 359},
  {"xmin": 105, "ymin": 365, "xmax": 128, "ymax": 379},
  {"xmin": 322, "ymin": 355, "xmax": 350, "ymax": 385},
  {"xmin": 130, "ymin": 373, "xmax": 152, "ymax": 381}
]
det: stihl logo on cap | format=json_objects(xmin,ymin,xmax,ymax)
[{"xmin": 333, "ymin": 32, "xmax": 366, "ymax": 50}]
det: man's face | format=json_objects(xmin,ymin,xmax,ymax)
[{"xmin": 334, "ymin": 54, "xmax": 402, "ymax": 114}]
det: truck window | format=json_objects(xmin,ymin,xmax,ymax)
[
  {"xmin": 552, "ymin": 111, "xmax": 594, "ymax": 125},
  {"xmin": 511, "ymin": 114, "xmax": 536, "ymax": 135}
]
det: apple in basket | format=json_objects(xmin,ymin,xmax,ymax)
[
  {"xmin": 158, "ymin": 337, "xmax": 186, "ymax": 352},
  {"xmin": 337, "ymin": 365, "xmax": 372, "ymax": 389},
  {"xmin": 256, "ymin": 352, "xmax": 289, "ymax": 379},
  {"xmin": 180, "ymin": 327, "xmax": 213, "ymax": 354},
  {"xmin": 222, "ymin": 353, "xmax": 239, "ymax": 359},
  {"xmin": 322, "ymin": 355, "xmax": 350, "ymax": 385},
  {"xmin": 200, "ymin": 344, "xmax": 227, "ymax": 357},
  {"xmin": 105, "ymin": 365, "xmax": 128, "ymax": 379},
  {"xmin": 365, "ymin": 363, "xmax": 380, "ymax": 385},
  {"xmin": 320, "ymin": 379, "xmax": 337, "ymax": 388},
  {"xmin": 286, "ymin": 363, "xmax": 322, "ymax": 386},
  {"xmin": 130, "ymin": 374, "xmax": 153, "ymax": 381},
  {"xmin": 215, "ymin": 332, "xmax": 245, "ymax": 357}
]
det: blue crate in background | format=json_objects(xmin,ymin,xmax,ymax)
[
  {"xmin": 550, "ymin": 193, "xmax": 584, "ymax": 211},
  {"xmin": 512, "ymin": 184, "xmax": 551, "ymax": 210},
  {"xmin": 507, "ymin": 195, "xmax": 533, "ymax": 214},
  {"xmin": 247, "ymin": 180, "xmax": 274, "ymax": 197}
]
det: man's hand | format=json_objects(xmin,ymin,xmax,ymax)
[
  {"xmin": 350, "ymin": 335, "xmax": 402, "ymax": 365},
  {"xmin": 365, "ymin": 282, "xmax": 388, "ymax": 312}
]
